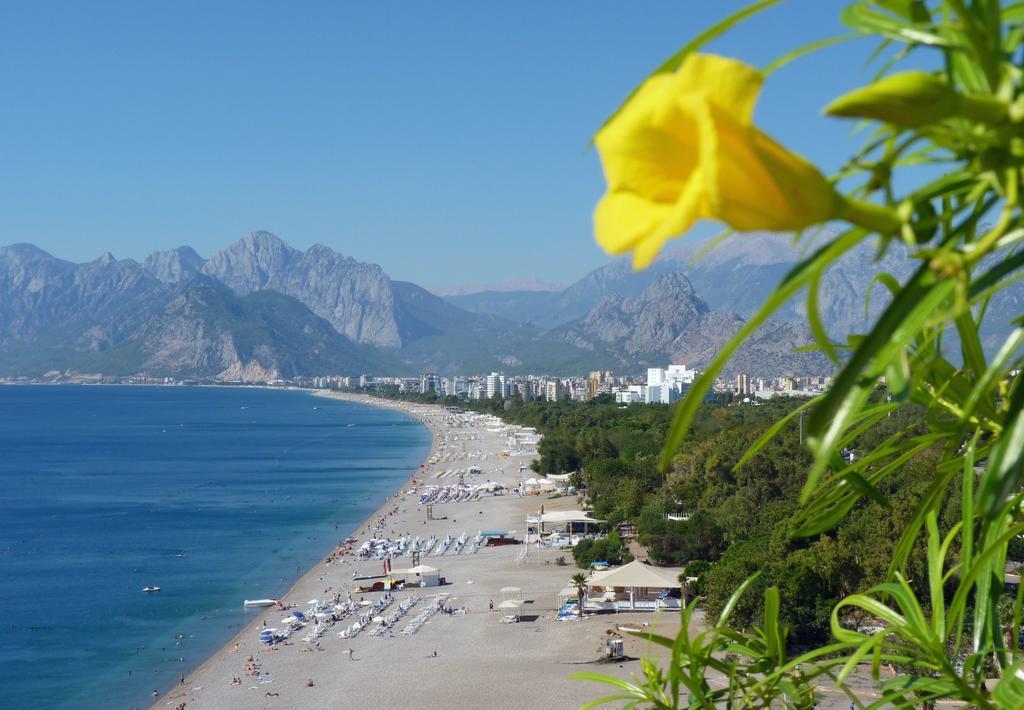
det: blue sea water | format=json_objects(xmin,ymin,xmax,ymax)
[{"xmin": 0, "ymin": 385, "xmax": 430, "ymax": 709}]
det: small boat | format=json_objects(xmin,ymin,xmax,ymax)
[
  {"xmin": 244, "ymin": 599, "xmax": 278, "ymax": 607},
  {"xmin": 143, "ymin": 586, "xmax": 161, "ymax": 593}
]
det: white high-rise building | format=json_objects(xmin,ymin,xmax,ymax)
[
  {"xmin": 644, "ymin": 365, "xmax": 697, "ymax": 403},
  {"xmin": 485, "ymin": 372, "xmax": 503, "ymax": 398},
  {"xmin": 544, "ymin": 379, "xmax": 561, "ymax": 402}
]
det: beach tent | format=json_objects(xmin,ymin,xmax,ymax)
[
  {"xmin": 406, "ymin": 564, "xmax": 440, "ymax": 587},
  {"xmin": 499, "ymin": 586, "xmax": 522, "ymax": 600}
]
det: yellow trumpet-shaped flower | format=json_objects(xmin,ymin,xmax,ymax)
[{"xmin": 594, "ymin": 54, "xmax": 838, "ymax": 269}]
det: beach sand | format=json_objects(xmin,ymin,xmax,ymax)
[{"xmin": 155, "ymin": 394, "xmax": 884, "ymax": 710}]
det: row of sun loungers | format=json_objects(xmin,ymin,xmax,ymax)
[
  {"xmin": 399, "ymin": 600, "xmax": 440, "ymax": 636},
  {"xmin": 368, "ymin": 596, "xmax": 420, "ymax": 637}
]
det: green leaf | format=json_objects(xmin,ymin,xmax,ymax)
[
  {"xmin": 955, "ymin": 310, "xmax": 987, "ymax": 379},
  {"xmin": 763, "ymin": 586, "xmax": 784, "ymax": 664},
  {"xmin": 840, "ymin": 3, "xmax": 956, "ymax": 46},
  {"xmin": 978, "ymin": 380, "xmax": 1024, "ymax": 520},
  {"xmin": 808, "ymin": 272, "xmax": 840, "ymax": 364}
]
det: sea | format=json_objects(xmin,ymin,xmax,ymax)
[{"xmin": 0, "ymin": 385, "xmax": 431, "ymax": 709}]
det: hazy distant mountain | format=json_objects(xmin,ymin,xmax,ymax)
[
  {"xmin": 430, "ymin": 277, "xmax": 565, "ymax": 297},
  {"xmin": 0, "ymin": 233, "xmax": 839, "ymax": 380},
  {"xmin": 143, "ymin": 246, "xmax": 206, "ymax": 284},
  {"xmin": 444, "ymin": 233, "xmax": 918, "ymax": 337},
  {"xmin": 553, "ymin": 273, "xmax": 831, "ymax": 378}
]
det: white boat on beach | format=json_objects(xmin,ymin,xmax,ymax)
[{"xmin": 244, "ymin": 598, "xmax": 278, "ymax": 607}]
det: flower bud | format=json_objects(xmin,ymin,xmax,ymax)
[{"xmin": 824, "ymin": 71, "xmax": 960, "ymax": 127}]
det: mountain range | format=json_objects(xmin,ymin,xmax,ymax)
[{"xmin": 0, "ymin": 230, "xmax": 966, "ymax": 382}]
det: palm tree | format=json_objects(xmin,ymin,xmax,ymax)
[{"xmin": 571, "ymin": 572, "xmax": 587, "ymax": 615}]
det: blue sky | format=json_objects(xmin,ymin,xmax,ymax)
[{"xmin": 0, "ymin": 1, "xmax": 917, "ymax": 288}]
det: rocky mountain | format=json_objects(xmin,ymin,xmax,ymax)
[
  {"xmin": 0, "ymin": 244, "xmax": 168, "ymax": 349},
  {"xmin": 0, "ymin": 233, "xmax": 838, "ymax": 380},
  {"xmin": 0, "ymin": 244, "xmax": 392, "ymax": 380},
  {"xmin": 201, "ymin": 232, "xmax": 402, "ymax": 348},
  {"xmin": 129, "ymin": 278, "xmax": 392, "ymax": 380},
  {"xmin": 554, "ymin": 273, "xmax": 832, "ymax": 378}
]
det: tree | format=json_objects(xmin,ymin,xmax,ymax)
[{"xmin": 571, "ymin": 572, "xmax": 588, "ymax": 613}]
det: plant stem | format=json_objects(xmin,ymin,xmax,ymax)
[{"xmin": 835, "ymin": 196, "xmax": 901, "ymax": 235}]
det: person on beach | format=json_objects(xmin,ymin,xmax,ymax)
[{"xmin": 348, "ymin": 648, "xmax": 354, "ymax": 660}]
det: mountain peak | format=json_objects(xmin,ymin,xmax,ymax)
[
  {"xmin": 241, "ymin": 230, "xmax": 288, "ymax": 248},
  {"xmin": 144, "ymin": 246, "xmax": 206, "ymax": 284},
  {"xmin": 638, "ymin": 272, "xmax": 709, "ymax": 315},
  {"xmin": 94, "ymin": 252, "xmax": 117, "ymax": 266}
]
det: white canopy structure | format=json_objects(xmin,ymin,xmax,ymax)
[
  {"xmin": 394, "ymin": 564, "xmax": 441, "ymax": 587},
  {"xmin": 587, "ymin": 560, "xmax": 680, "ymax": 589},
  {"xmin": 585, "ymin": 560, "xmax": 684, "ymax": 612},
  {"xmin": 498, "ymin": 599, "xmax": 523, "ymax": 622},
  {"xmin": 529, "ymin": 511, "xmax": 603, "ymax": 525}
]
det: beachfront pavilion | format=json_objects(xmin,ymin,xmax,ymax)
[
  {"xmin": 525, "ymin": 510, "xmax": 604, "ymax": 544},
  {"xmin": 584, "ymin": 559, "xmax": 683, "ymax": 612}
]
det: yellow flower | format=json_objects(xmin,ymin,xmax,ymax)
[{"xmin": 594, "ymin": 54, "xmax": 838, "ymax": 269}]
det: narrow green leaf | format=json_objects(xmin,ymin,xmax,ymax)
[
  {"xmin": 978, "ymin": 381, "xmax": 1024, "ymax": 520},
  {"xmin": 763, "ymin": 32, "xmax": 860, "ymax": 75},
  {"xmin": 733, "ymin": 396, "xmax": 818, "ymax": 471},
  {"xmin": 955, "ymin": 310, "xmax": 987, "ymax": 380}
]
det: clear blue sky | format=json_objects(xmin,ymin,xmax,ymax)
[{"xmin": 0, "ymin": 1, "xmax": 912, "ymax": 288}]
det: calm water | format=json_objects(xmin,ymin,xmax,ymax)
[{"xmin": 0, "ymin": 385, "xmax": 430, "ymax": 709}]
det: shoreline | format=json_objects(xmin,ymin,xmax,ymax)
[
  {"xmin": 154, "ymin": 391, "xmax": 879, "ymax": 710},
  {"xmin": 154, "ymin": 391, "xmax": 440, "ymax": 706}
]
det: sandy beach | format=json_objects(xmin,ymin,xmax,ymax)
[{"xmin": 156, "ymin": 394, "xmax": 882, "ymax": 710}]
